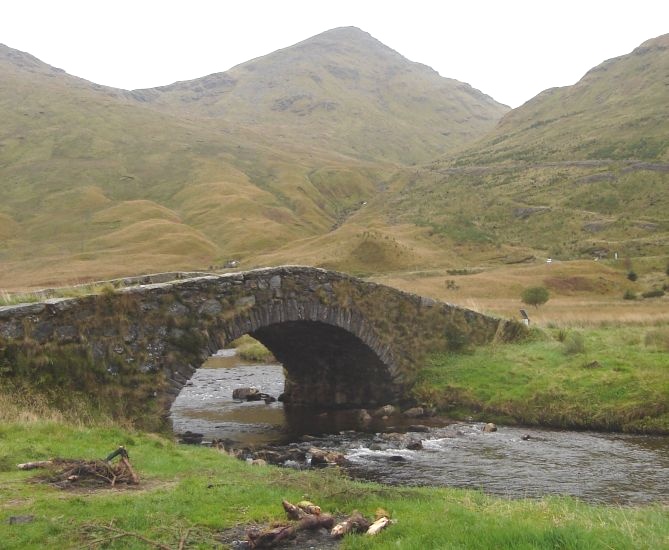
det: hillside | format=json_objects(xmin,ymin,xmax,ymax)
[
  {"xmin": 385, "ymin": 34, "xmax": 669, "ymax": 263},
  {"xmin": 0, "ymin": 29, "xmax": 510, "ymax": 289},
  {"xmin": 451, "ymin": 33, "xmax": 669, "ymax": 164},
  {"xmin": 1, "ymin": 31, "xmax": 668, "ymax": 290},
  {"xmin": 130, "ymin": 27, "xmax": 508, "ymax": 164}
]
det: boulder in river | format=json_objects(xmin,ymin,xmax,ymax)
[
  {"xmin": 232, "ymin": 387, "xmax": 260, "ymax": 400},
  {"xmin": 373, "ymin": 404, "xmax": 397, "ymax": 418},
  {"xmin": 402, "ymin": 407, "xmax": 425, "ymax": 418},
  {"xmin": 309, "ymin": 447, "xmax": 346, "ymax": 466},
  {"xmin": 179, "ymin": 431, "xmax": 204, "ymax": 445},
  {"xmin": 406, "ymin": 439, "xmax": 423, "ymax": 450},
  {"xmin": 356, "ymin": 409, "xmax": 373, "ymax": 426}
]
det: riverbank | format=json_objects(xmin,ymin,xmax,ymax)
[
  {"xmin": 413, "ymin": 325, "xmax": 669, "ymax": 434},
  {"xmin": 1, "ymin": 416, "xmax": 668, "ymax": 549}
]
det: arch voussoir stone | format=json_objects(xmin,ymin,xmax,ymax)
[{"xmin": 0, "ymin": 266, "xmax": 520, "ymax": 426}]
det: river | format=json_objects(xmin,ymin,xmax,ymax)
[{"xmin": 170, "ymin": 353, "xmax": 669, "ymax": 506}]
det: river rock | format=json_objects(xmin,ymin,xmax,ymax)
[
  {"xmin": 357, "ymin": 409, "xmax": 373, "ymax": 426},
  {"xmin": 482, "ymin": 422, "xmax": 498, "ymax": 432},
  {"xmin": 178, "ymin": 431, "xmax": 204, "ymax": 445},
  {"xmin": 407, "ymin": 424, "xmax": 430, "ymax": 433},
  {"xmin": 254, "ymin": 450, "xmax": 284, "ymax": 464},
  {"xmin": 232, "ymin": 387, "xmax": 260, "ymax": 400},
  {"xmin": 402, "ymin": 407, "xmax": 426, "ymax": 418},
  {"xmin": 373, "ymin": 404, "xmax": 397, "ymax": 418},
  {"xmin": 406, "ymin": 439, "xmax": 423, "ymax": 450},
  {"xmin": 309, "ymin": 447, "xmax": 346, "ymax": 466}
]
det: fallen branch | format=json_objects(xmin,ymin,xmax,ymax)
[
  {"xmin": 177, "ymin": 527, "xmax": 192, "ymax": 550},
  {"xmin": 17, "ymin": 460, "xmax": 54, "ymax": 470},
  {"xmin": 83, "ymin": 523, "xmax": 172, "ymax": 549},
  {"xmin": 19, "ymin": 448, "xmax": 140, "ymax": 487}
]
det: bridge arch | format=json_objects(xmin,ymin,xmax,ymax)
[
  {"xmin": 221, "ymin": 300, "xmax": 400, "ymax": 407},
  {"xmin": 0, "ymin": 266, "xmax": 519, "ymax": 426}
]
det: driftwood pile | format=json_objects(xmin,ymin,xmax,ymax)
[
  {"xmin": 17, "ymin": 446, "xmax": 139, "ymax": 488},
  {"xmin": 246, "ymin": 499, "xmax": 391, "ymax": 548}
]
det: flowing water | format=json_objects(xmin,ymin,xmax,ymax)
[{"xmin": 170, "ymin": 354, "xmax": 669, "ymax": 505}]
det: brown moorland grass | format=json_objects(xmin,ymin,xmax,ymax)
[{"xmin": 371, "ymin": 259, "xmax": 669, "ymax": 326}]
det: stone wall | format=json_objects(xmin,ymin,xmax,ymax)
[{"xmin": 0, "ymin": 266, "xmax": 522, "ymax": 426}]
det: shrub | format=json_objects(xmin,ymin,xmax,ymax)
[
  {"xmin": 563, "ymin": 332, "xmax": 586, "ymax": 355},
  {"xmin": 627, "ymin": 271, "xmax": 638, "ymax": 282},
  {"xmin": 623, "ymin": 289, "xmax": 637, "ymax": 300},
  {"xmin": 521, "ymin": 286, "xmax": 550, "ymax": 309},
  {"xmin": 641, "ymin": 289, "xmax": 665, "ymax": 299}
]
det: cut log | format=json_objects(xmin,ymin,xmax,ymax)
[
  {"xmin": 297, "ymin": 513, "xmax": 334, "ymax": 530},
  {"xmin": 247, "ymin": 514, "xmax": 334, "ymax": 548},
  {"xmin": 331, "ymin": 511, "xmax": 371, "ymax": 538},
  {"xmin": 366, "ymin": 516, "xmax": 391, "ymax": 536},
  {"xmin": 282, "ymin": 499, "xmax": 306, "ymax": 520},
  {"xmin": 296, "ymin": 500, "xmax": 321, "ymax": 515}
]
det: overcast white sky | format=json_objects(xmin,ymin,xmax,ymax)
[{"xmin": 1, "ymin": 0, "xmax": 667, "ymax": 107}]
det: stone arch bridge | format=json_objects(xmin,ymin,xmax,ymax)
[{"xmin": 0, "ymin": 267, "xmax": 521, "ymax": 426}]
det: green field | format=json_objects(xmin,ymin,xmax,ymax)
[{"xmin": 414, "ymin": 325, "xmax": 669, "ymax": 433}]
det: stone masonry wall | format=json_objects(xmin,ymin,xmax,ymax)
[{"xmin": 0, "ymin": 266, "xmax": 521, "ymax": 427}]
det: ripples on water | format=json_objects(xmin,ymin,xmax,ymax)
[{"xmin": 170, "ymin": 359, "xmax": 669, "ymax": 505}]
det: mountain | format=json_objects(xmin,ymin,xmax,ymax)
[
  {"xmin": 386, "ymin": 34, "xmax": 669, "ymax": 262},
  {"xmin": 0, "ymin": 29, "xmax": 507, "ymax": 288},
  {"xmin": 129, "ymin": 27, "xmax": 509, "ymax": 164}
]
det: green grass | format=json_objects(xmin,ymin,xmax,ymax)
[
  {"xmin": 1, "ymin": 417, "xmax": 667, "ymax": 549},
  {"xmin": 230, "ymin": 335, "xmax": 276, "ymax": 363},
  {"xmin": 414, "ymin": 325, "xmax": 669, "ymax": 433}
]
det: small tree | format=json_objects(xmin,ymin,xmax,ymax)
[
  {"xmin": 521, "ymin": 286, "xmax": 550, "ymax": 309},
  {"xmin": 627, "ymin": 270, "xmax": 638, "ymax": 282}
]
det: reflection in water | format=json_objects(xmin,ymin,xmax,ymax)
[
  {"xmin": 170, "ymin": 357, "xmax": 669, "ymax": 505},
  {"xmin": 170, "ymin": 354, "xmax": 287, "ymax": 446}
]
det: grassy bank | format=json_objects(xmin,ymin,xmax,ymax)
[
  {"xmin": 414, "ymin": 325, "xmax": 669, "ymax": 433},
  {"xmin": 1, "ymin": 415, "xmax": 668, "ymax": 549}
]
